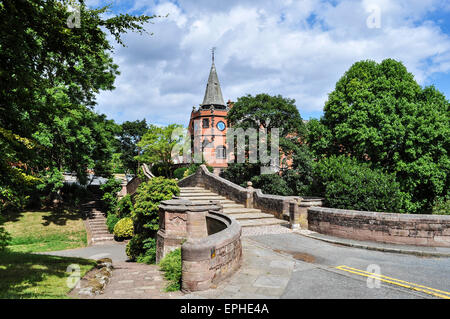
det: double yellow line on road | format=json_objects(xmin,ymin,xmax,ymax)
[{"xmin": 335, "ymin": 265, "xmax": 450, "ymax": 299}]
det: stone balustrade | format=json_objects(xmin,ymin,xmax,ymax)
[
  {"xmin": 181, "ymin": 212, "xmax": 242, "ymax": 292},
  {"xmin": 178, "ymin": 165, "xmax": 324, "ymax": 229},
  {"xmin": 156, "ymin": 198, "xmax": 242, "ymax": 292}
]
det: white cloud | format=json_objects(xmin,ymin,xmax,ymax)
[{"xmin": 93, "ymin": 0, "xmax": 450, "ymax": 124}]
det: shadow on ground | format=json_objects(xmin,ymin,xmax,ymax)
[
  {"xmin": 0, "ymin": 250, "xmax": 96, "ymax": 299},
  {"xmin": 41, "ymin": 207, "xmax": 85, "ymax": 226}
]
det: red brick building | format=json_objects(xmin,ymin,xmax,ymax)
[{"xmin": 188, "ymin": 54, "xmax": 232, "ymax": 175}]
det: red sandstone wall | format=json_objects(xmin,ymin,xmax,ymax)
[{"xmin": 307, "ymin": 207, "xmax": 450, "ymax": 247}]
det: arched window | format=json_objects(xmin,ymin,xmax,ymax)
[{"xmin": 216, "ymin": 146, "xmax": 226, "ymax": 159}]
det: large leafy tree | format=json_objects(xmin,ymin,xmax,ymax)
[
  {"xmin": 308, "ymin": 59, "xmax": 449, "ymax": 214},
  {"xmin": 136, "ymin": 124, "xmax": 184, "ymax": 178},
  {"xmin": 0, "ymin": 0, "xmax": 155, "ymax": 209},
  {"xmin": 227, "ymin": 93, "xmax": 306, "ymax": 141},
  {"xmin": 118, "ymin": 120, "xmax": 148, "ymax": 175},
  {"xmin": 224, "ymin": 93, "xmax": 313, "ymax": 196}
]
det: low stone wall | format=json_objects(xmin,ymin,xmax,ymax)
[
  {"xmin": 308, "ymin": 207, "xmax": 450, "ymax": 247},
  {"xmin": 253, "ymin": 188, "xmax": 296, "ymax": 219},
  {"xmin": 124, "ymin": 164, "xmax": 155, "ymax": 197},
  {"xmin": 125, "ymin": 176, "xmax": 142, "ymax": 196},
  {"xmin": 181, "ymin": 211, "xmax": 242, "ymax": 292}
]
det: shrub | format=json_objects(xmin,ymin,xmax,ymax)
[
  {"xmin": 126, "ymin": 235, "xmax": 157, "ymax": 263},
  {"xmin": 106, "ymin": 213, "xmax": 120, "ymax": 233},
  {"xmin": 159, "ymin": 247, "xmax": 182, "ymax": 291},
  {"xmin": 0, "ymin": 217, "xmax": 11, "ymax": 250},
  {"xmin": 432, "ymin": 195, "xmax": 450, "ymax": 215},
  {"xmin": 99, "ymin": 177, "xmax": 122, "ymax": 215},
  {"xmin": 313, "ymin": 155, "xmax": 405, "ymax": 213},
  {"xmin": 113, "ymin": 217, "xmax": 134, "ymax": 239},
  {"xmin": 220, "ymin": 162, "xmax": 261, "ymax": 187},
  {"xmin": 60, "ymin": 183, "xmax": 89, "ymax": 207},
  {"xmin": 183, "ymin": 162, "xmax": 214, "ymax": 178},
  {"xmin": 132, "ymin": 177, "xmax": 179, "ymax": 235},
  {"xmin": 117, "ymin": 194, "xmax": 133, "ymax": 218},
  {"xmin": 126, "ymin": 234, "xmax": 145, "ymax": 261},
  {"xmin": 173, "ymin": 167, "xmax": 188, "ymax": 180},
  {"xmin": 136, "ymin": 238, "xmax": 157, "ymax": 264},
  {"xmin": 250, "ymin": 173, "xmax": 292, "ymax": 196},
  {"xmin": 280, "ymin": 143, "xmax": 315, "ymax": 196}
]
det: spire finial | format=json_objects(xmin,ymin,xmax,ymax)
[{"xmin": 211, "ymin": 47, "xmax": 216, "ymax": 64}]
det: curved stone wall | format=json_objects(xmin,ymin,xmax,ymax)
[
  {"xmin": 308, "ymin": 207, "xmax": 450, "ymax": 247},
  {"xmin": 181, "ymin": 211, "xmax": 242, "ymax": 292}
]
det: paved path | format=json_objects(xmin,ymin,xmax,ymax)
[
  {"xmin": 41, "ymin": 242, "xmax": 128, "ymax": 262},
  {"xmin": 249, "ymin": 232, "xmax": 450, "ymax": 299},
  {"xmin": 184, "ymin": 231, "xmax": 450, "ymax": 299},
  {"xmin": 44, "ymin": 242, "xmax": 182, "ymax": 299},
  {"xmin": 45, "ymin": 226, "xmax": 450, "ymax": 299},
  {"xmin": 92, "ymin": 262, "xmax": 183, "ymax": 299},
  {"xmin": 185, "ymin": 238, "xmax": 295, "ymax": 299}
]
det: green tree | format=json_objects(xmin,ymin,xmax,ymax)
[
  {"xmin": 226, "ymin": 93, "xmax": 306, "ymax": 169},
  {"xmin": 312, "ymin": 155, "xmax": 405, "ymax": 213},
  {"xmin": 136, "ymin": 124, "xmax": 184, "ymax": 178},
  {"xmin": 308, "ymin": 59, "xmax": 449, "ymax": 214},
  {"xmin": 0, "ymin": 0, "xmax": 155, "ymax": 210},
  {"xmin": 227, "ymin": 93, "xmax": 305, "ymax": 139},
  {"xmin": 118, "ymin": 120, "xmax": 148, "ymax": 174}
]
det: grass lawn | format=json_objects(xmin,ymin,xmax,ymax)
[
  {"xmin": 0, "ymin": 208, "xmax": 95, "ymax": 299},
  {"xmin": 0, "ymin": 250, "xmax": 96, "ymax": 299},
  {"xmin": 4, "ymin": 209, "xmax": 88, "ymax": 252}
]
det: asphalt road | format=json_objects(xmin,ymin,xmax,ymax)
[{"xmin": 248, "ymin": 232, "xmax": 450, "ymax": 299}]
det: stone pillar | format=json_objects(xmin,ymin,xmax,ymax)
[
  {"xmin": 156, "ymin": 199, "xmax": 222, "ymax": 263},
  {"xmin": 289, "ymin": 197, "xmax": 302, "ymax": 229},
  {"xmin": 156, "ymin": 199, "xmax": 190, "ymax": 263},
  {"xmin": 246, "ymin": 181, "xmax": 254, "ymax": 208},
  {"xmin": 299, "ymin": 198, "xmax": 324, "ymax": 229},
  {"xmin": 187, "ymin": 210, "xmax": 208, "ymax": 239}
]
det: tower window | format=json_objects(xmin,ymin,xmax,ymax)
[
  {"xmin": 202, "ymin": 118, "xmax": 209, "ymax": 128},
  {"xmin": 216, "ymin": 146, "xmax": 226, "ymax": 159}
]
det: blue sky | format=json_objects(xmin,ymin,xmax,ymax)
[{"xmin": 87, "ymin": 0, "xmax": 450, "ymax": 126}]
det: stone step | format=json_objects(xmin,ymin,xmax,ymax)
[
  {"xmin": 223, "ymin": 207, "xmax": 261, "ymax": 214},
  {"xmin": 179, "ymin": 187, "xmax": 206, "ymax": 191},
  {"xmin": 91, "ymin": 237, "xmax": 115, "ymax": 243},
  {"xmin": 90, "ymin": 213, "xmax": 105, "ymax": 218},
  {"xmin": 239, "ymin": 218, "xmax": 288, "ymax": 228},
  {"xmin": 221, "ymin": 203, "xmax": 245, "ymax": 208},
  {"xmin": 180, "ymin": 189, "xmax": 214, "ymax": 194},
  {"xmin": 89, "ymin": 218, "xmax": 106, "ymax": 225},
  {"xmin": 218, "ymin": 200, "xmax": 235, "ymax": 204},
  {"xmin": 182, "ymin": 196, "xmax": 226, "ymax": 201},
  {"xmin": 92, "ymin": 231, "xmax": 111, "ymax": 236},
  {"xmin": 179, "ymin": 192, "xmax": 218, "ymax": 197},
  {"xmin": 90, "ymin": 225, "xmax": 108, "ymax": 231},
  {"xmin": 228, "ymin": 212, "xmax": 275, "ymax": 220}
]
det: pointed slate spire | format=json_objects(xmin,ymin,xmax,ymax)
[{"xmin": 201, "ymin": 48, "xmax": 226, "ymax": 107}]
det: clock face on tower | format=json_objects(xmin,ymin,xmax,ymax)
[{"xmin": 217, "ymin": 121, "xmax": 226, "ymax": 131}]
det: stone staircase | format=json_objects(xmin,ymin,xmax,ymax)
[
  {"xmin": 82, "ymin": 199, "xmax": 115, "ymax": 244},
  {"xmin": 179, "ymin": 187, "xmax": 288, "ymax": 228}
]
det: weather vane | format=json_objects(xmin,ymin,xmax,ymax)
[{"xmin": 211, "ymin": 47, "xmax": 216, "ymax": 63}]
